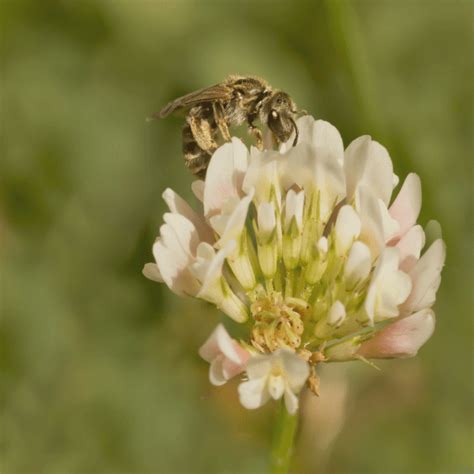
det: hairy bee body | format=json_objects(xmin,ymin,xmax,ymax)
[
  {"xmin": 181, "ymin": 105, "xmax": 217, "ymax": 177},
  {"xmin": 154, "ymin": 75, "xmax": 299, "ymax": 178}
]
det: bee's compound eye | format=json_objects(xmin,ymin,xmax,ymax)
[{"xmin": 271, "ymin": 110, "xmax": 278, "ymax": 119}]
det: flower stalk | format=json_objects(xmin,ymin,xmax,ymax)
[{"xmin": 270, "ymin": 401, "xmax": 299, "ymax": 474}]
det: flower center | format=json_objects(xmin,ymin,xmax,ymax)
[{"xmin": 250, "ymin": 292, "xmax": 309, "ymax": 352}]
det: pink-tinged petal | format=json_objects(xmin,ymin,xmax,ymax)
[
  {"xmin": 222, "ymin": 355, "xmax": 248, "ymax": 380},
  {"xmin": 395, "ymin": 225, "xmax": 426, "ymax": 273},
  {"xmin": 142, "ymin": 262, "xmax": 163, "ymax": 282},
  {"xmin": 204, "ymin": 138, "xmax": 248, "ymax": 217},
  {"xmin": 191, "ymin": 180, "xmax": 205, "ymax": 202},
  {"xmin": 199, "ymin": 324, "xmax": 231, "ymax": 362},
  {"xmin": 357, "ymin": 309, "xmax": 435, "ymax": 359},
  {"xmin": 153, "ymin": 240, "xmax": 199, "ymax": 296},
  {"xmin": 345, "ymin": 135, "xmax": 394, "ymax": 205},
  {"xmin": 389, "ymin": 173, "xmax": 421, "ymax": 240},
  {"xmin": 238, "ymin": 377, "xmax": 270, "ymax": 410},
  {"xmin": 402, "ymin": 239, "xmax": 446, "ymax": 313},
  {"xmin": 199, "ymin": 325, "xmax": 249, "ymax": 385},
  {"xmin": 209, "ymin": 324, "xmax": 244, "ymax": 364}
]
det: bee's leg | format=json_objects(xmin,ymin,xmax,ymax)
[
  {"xmin": 183, "ymin": 123, "xmax": 211, "ymax": 177},
  {"xmin": 188, "ymin": 114, "xmax": 218, "ymax": 153},
  {"xmin": 212, "ymin": 102, "xmax": 231, "ymax": 142},
  {"xmin": 247, "ymin": 120, "xmax": 263, "ymax": 150}
]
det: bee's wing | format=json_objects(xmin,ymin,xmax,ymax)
[{"xmin": 154, "ymin": 83, "xmax": 233, "ymax": 119}]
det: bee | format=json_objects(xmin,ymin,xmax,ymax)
[{"xmin": 151, "ymin": 75, "xmax": 300, "ymax": 178}]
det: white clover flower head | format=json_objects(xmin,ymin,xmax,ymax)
[{"xmin": 144, "ymin": 116, "xmax": 446, "ymax": 413}]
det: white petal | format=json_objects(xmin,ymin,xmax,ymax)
[
  {"xmin": 365, "ymin": 248, "xmax": 412, "ymax": 323},
  {"xmin": 396, "ymin": 225, "xmax": 425, "ymax": 272},
  {"xmin": 195, "ymin": 241, "xmax": 236, "ymax": 302},
  {"xmin": 357, "ymin": 309, "xmax": 435, "ymax": 359},
  {"xmin": 268, "ymin": 375, "xmax": 285, "ymax": 400},
  {"xmin": 209, "ymin": 355, "xmax": 227, "ymax": 386},
  {"xmin": 389, "ymin": 173, "xmax": 421, "ymax": 239},
  {"xmin": 285, "ymin": 143, "xmax": 345, "ymax": 223},
  {"xmin": 153, "ymin": 240, "xmax": 199, "ymax": 296},
  {"xmin": 375, "ymin": 270, "xmax": 412, "ymax": 320},
  {"xmin": 142, "ymin": 263, "xmax": 163, "ymax": 282},
  {"xmin": 242, "ymin": 148, "xmax": 282, "ymax": 208},
  {"xmin": 402, "ymin": 239, "xmax": 446, "ymax": 313},
  {"xmin": 204, "ymin": 138, "xmax": 248, "ymax": 217},
  {"xmin": 378, "ymin": 199, "xmax": 400, "ymax": 242},
  {"xmin": 284, "ymin": 388, "xmax": 299, "ymax": 415},
  {"xmin": 281, "ymin": 117, "xmax": 344, "ymax": 166},
  {"xmin": 284, "ymin": 189, "xmax": 305, "ymax": 231},
  {"xmin": 163, "ymin": 212, "xmax": 200, "ymax": 256},
  {"xmin": 159, "ymin": 222, "xmax": 190, "ymax": 261},
  {"xmin": 355, "ymin": 186, "xmax": 385, "ymax": 258},
  {"xmin": 238, "ymin": 377, "xmax": 270, "ymax": 410},
  {"xmin": 245, "ymin": 354, "xmax": 273, "ymax": 380},
  {"xmin": 344, "ymin": 241, "xmax": 372, "ymax": 289},
  {"xmin": 317, "ymin": 236, "xmax": 329, "ymax": 255},
  {"xmin": 257, "ymin": 202, "xmax": 276, "ymax": 240},
  {"xmin": 189, "ymin": 242, "xmax": 216, "ymax": 282},
  {"xmin": 328, "ymin": 300, "xmax": 346, "ymax": 326},
  {"xmin": 213, "ymin": 191, "xmax": 254, "ymax": 247},
  {"xmin": 345, "ymin": 135, "xmax": 394, "ymax": 205},
  {"xmin": 277, "ymin": 349, "xmax": 310, "ymax": 391},
  {"xmin": 335, "ymin": 205, "xmax": 361, "ymax": 256},
  {"xmin": 162, "ymin": 188, "xmax": 213, "ymax": 243}
]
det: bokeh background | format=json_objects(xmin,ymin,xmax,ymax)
[{"xmin": 1, "ymin": 0, "xmax": 473, "ymax": 472}]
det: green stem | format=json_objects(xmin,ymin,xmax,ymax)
[
  {"xmin": 269, "ymin": 402, "xmax": 299, "ymax": 474},
  {"xmin": 323, "ymin": 0, "xmax": 386, "ymax": 142}
]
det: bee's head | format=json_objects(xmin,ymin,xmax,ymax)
[{"xmin": 266, "ymin": 91, "xmax": 299, "ymax": 146}]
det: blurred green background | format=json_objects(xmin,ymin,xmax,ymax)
[{"xmin": 1, "ymin": 0, "xmax": 472, "ymax": 473}]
